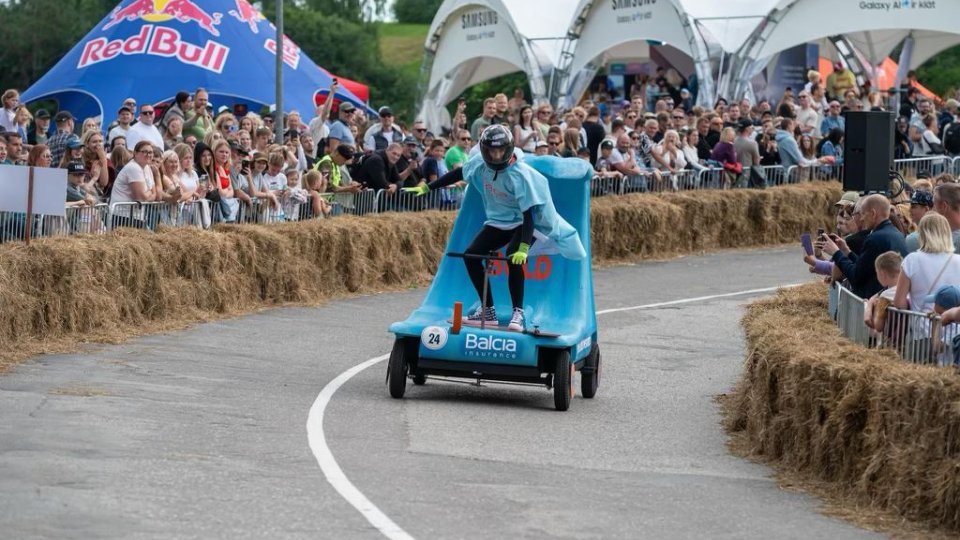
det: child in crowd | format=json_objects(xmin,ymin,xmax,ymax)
[
  {"xmin": 281, "ymin": 168, "xmax": 310, "ymax": 220},
  {"xmin": 302, "ymin": 169, "xmax": 332, "ymax": 218},
  {"xmin": 864, "ymin": 251, "xmax": 902, "ymax": 331},
  {"xmin": 594, "ymin": 140, "xmax": 623, "ymax": 180}
]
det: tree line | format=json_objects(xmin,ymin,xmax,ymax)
[{"xmin": 0, "ymin": 0, "xmax": 442, "ymax": 122}]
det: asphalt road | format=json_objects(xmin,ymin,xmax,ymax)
[{"xmin": 0, "ymin": 247, "xmax": 884, "ymax": 539}]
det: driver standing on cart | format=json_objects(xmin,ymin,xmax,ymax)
[{"xmin": 404, "ymin": 125, "xmax": 586, "ymax": 331}]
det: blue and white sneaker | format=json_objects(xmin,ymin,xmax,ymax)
[
  {"xmin": 507, "ymin": 308, "xmax": 525, "ymax": 332},
  {"xmin": 463, "ymin": 306, "xmax": 497, "ymax": 326}
]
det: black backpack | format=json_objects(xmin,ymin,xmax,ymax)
[{"xmin": 943, "ymin": 122, "xmax": 960, "ymax": 155}]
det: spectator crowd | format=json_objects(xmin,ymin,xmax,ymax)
[{"xmin": 2, "ymin": 62, "xmax": 960, "ymax": 234}]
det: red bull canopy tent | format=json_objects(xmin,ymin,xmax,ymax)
[{"xmin": 20, "ymin": 0, "xmax": 372, "ymax": 124}]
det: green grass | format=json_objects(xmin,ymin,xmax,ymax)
[{"xmin": 377, "ymin": 23, "xmax": 429, "ymax": 82}]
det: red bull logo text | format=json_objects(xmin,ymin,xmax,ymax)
[
  {"xmin": 79, "ymin": 25, "xmax": 230, "ymax": 73},
  {"xmin": 103, "ymin": 0, "xmax": 223, "ymax": 36},
  {"xmin": 265, "ymin": 38, "xmax": 302, "ymax": 69}
]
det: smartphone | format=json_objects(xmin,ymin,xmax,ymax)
[
  {"xmin": 801, "ymin": 233, "xmax": 813, "ymax": 256},
  {"xmin": 814, "ymin": 228, "xmax": 825, "ymax": 258},
  {"xmin": 332, "ymin": 78, "xmax": 338, "ymax": 85},
  {"xmin": 816, "ymin": 227, "xmax": 825, "ymax": 239}
]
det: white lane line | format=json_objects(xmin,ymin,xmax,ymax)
[
  {"xmin": 595, "ymin": 283, "xmax": 804, "ymax": 315},
  {"xmin": 306, "ymin": 354, "xmax": 416, "ymax": 540},
  {"xmin": 305, "ymin": 281, "xmax": 805, "ymax": 540}
]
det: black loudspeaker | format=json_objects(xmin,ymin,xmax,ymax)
[{"xmin": 843, "ymin": 111, "xmax": 894, "ymax": 193}]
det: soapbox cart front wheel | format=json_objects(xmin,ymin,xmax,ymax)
[
  {"xmin": 581, "ymin": 343, "xmax": 601, "ymax": 399},
  {"xmin": 553, "ymin": 349, "xmax": 572, "ymax": 411},
  {"xmin": 387, "ymin": 339, "xmax": 409, "ymax": 399}
]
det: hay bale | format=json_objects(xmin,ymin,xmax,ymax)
[
  {"xmin": 0, "ymin": 182, "xmax": 840, "ymax": 370},
  {"xmin": 724, "ymin": 283, "xmax": 960, "ymax": 533}
]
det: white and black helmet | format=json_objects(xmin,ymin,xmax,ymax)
[{"xmin": 479, "ymin": 124, "xmax": 515, "ymax": 171}]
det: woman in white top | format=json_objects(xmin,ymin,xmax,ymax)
[
  {"xmin": 173, "ymin": 143, "xmax": 210, "ymax": 227},
  {"xmin": 651, "ymin": 129, "xmax": 686, "ymax": 191},
  {"xmin": 653, "ymin": 129, "xmax": 687, "ymax": 173},
  {"xmin": 173, "ymin": 143, "xmax": 202, "ymax": 198},
  {"xmin": 110, "ymin": 141, "xmax": 166, "ymax": 228},
  {"xmin": 513, "ymin": 105, "xmax": 540, "ymax": 153},
  {"xmin": 914, "ymin": 114, "xmax": 943, "ymax": 157},
  {"xmin": 681, "ymin": 129, "xmax": 708, "ymax": 172},
  {"xmin": 894, "ymin": 212, "xmax": 960, "ymax": 314}
]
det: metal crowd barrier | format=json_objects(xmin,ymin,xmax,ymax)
[
  {"xmin": 590, "ymin": 176, "xmax": 623, "ymax": 197},
  {"xmin": 894, "ymin": 156, "xmax": 948, "ymax": 178},
  {"xmin": 238, "ymin": 198, "xmax": 288, "ymax": 224},
  {"xmin": 834, "ymin": 283, "xmax": 960, "ymax": 367},
  {"xmin": 372, "ymin": 187, "xmax": 464, "ymax": 214},
  {"xmin": 757, "ymin": 165, "xmax": 786, "ymax": 186},
  {"xmin": 835, "ymin": 283, "xmax": 879, "ymax": 348},
  {"xmin": 109, "ymin": 201, "xmax": 206, "ymax": 231},
  {"xmin": 328, "ymin": 188, "xmax": 377, "ymax": 216}
]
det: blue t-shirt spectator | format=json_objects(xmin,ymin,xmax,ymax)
[
  {"xmin": 328, "ymin": 119, "xmax": 354, "ymax": 147},
  {"xmin": 820, "ymin": 114, "xmax": 845, "ymax": 137}
]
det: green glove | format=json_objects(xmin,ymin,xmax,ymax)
[
  {"xmin": 402, "ymin": 184, "xmax": 430, "ymax": 196},
  {"xmin": 509, "ymin": 242, "xmax": 530, "ymax": 265}
]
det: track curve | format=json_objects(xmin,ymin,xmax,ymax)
[{"xmin": 0, "ymin": 247, "xmax": 883, "ymax": 539}]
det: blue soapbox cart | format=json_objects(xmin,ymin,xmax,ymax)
[{"xmin": 387, "ymin": 156, "xmax": 600, "ymax": 411}]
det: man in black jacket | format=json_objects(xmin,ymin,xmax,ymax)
[
  {"xmin": 356, "ymin": 143, "xmax": 402, "ymax": 193},
  {"xmin": 821, "ymin": 194, "xmax": 908, "ymax": 298}
]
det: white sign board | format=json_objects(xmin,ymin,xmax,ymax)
[{"xmin": 0, "ymin": 164, "xmax": 68, "ymax": 217}]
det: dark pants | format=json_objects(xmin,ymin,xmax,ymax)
[{"xmin": 464, "ymin": 225, "xmax": 534, "ymax": 310}]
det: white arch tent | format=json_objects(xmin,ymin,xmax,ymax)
[
  {"xmin": 554, "ymin": 0, "xmax": 752, "ymax": 109},
  {"xmin": 728, "ymin": 0, "xmax": 960, "ymax": 99},
  {"xmin": 417, "ymin": 0, "xmax": 578, "ymax": 132}
]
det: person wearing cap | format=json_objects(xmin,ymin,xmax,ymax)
[
  {"xmin": 595, "ymin": 139, "xmax": 622, "ymax": 181},
  {"xmin": 47, "ymin": 111, "xmax": 76, "ymax": 166},
  {"xmin": 108, "ymin": 106, "xmax": 135, "ymax": 147},
  {"xmin": 534, "ymin": 140, "xmax": 549, "ymax": 156},
  {"xmin": 327, "ymin": 102, "xmax": 357, "ymax": 154},
  {"xmin": 363, "ymin": 106, "xmax": 404, "ymax": 153},
  {"xmin": 27, "ymin": 109, "xmax": 52, "ymax": 146},
  {"xmin": 905, "ymin": 190, "xmax": 936, "ymax": 253},
  {"xmin": 894, "ymin": 213, "xmax": 960, "ymax": 317},
  {"xmin": 65, "ymin": 162, "xmax": 98, "ymax": 208},
  {"xmin": 396, "ymin": 135, "xmax": 423, "ymax": 187},
  {"xmin": 313, "ymin": 143, "xmax": 362, "ymax": 194},
  {"xmin": 935, "ymin": 286, "xmax": 960, "ymax": 324},
  {"xmin": 58, "ymin": 134, "xmax": 84, "ymax": 168}
]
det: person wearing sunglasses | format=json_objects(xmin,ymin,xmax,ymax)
[
  {"xmin": 444, "ymin": 129, "xmax": 472, "ymax": 170},
  {"xmin": 126, "ymin": 105, "xmax": 164, "ymax": 152}
]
